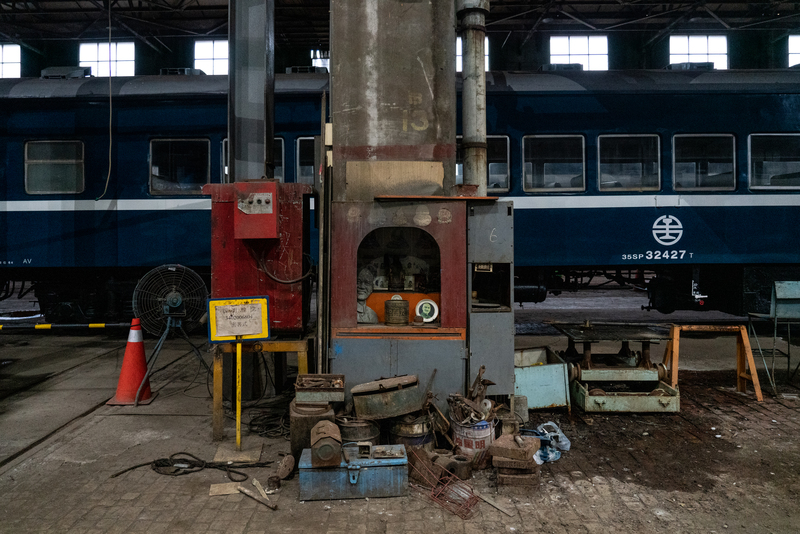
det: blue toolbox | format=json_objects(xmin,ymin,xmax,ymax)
[{"xmin": 298, "ymin": 444, "xmax": 408, "ymax": 501}]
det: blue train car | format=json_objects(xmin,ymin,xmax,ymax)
[
  {"xmin": 0, "ymin": 73, "xmax": 325, "ymax": 320},
  {"xmin": 2, "ymin": 69, "xmax": 800, "ymax": 320},
  {"xmin": 479, "ymin": 70, "xmax": 800, "ymax": 313}
]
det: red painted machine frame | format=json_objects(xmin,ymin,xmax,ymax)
[
  {"xmin": 204, "ymin": 181, "xmax": 313, "ymax": 334},
  {"xmin": 329, "ymin": 198, "xmax": 467, "ymax": 335}
]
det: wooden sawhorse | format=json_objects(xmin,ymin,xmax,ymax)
[
  {"xmin": 212, "ymin": 337, "xmax": 311, "ymax": 440},
  {"xmin": 662, "ymin": 324, "xmax": 762, "ymax": 402}
]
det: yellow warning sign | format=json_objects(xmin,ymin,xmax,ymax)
[{"xmin": 208, "ymin": 297, "xmax": 270, "ymax": 343}]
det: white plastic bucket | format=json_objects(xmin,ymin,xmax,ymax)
[{"xmin": 450, "ymin": 418, "xmax": 495, "ymax": 457}]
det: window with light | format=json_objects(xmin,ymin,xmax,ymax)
[
  {"xmin": 195, "ymin": 40, "xmax": 228, "ymax": 75},
  {"xmin": 79, "ymin": 42, "xmax": 135, "ymax": 77},
  {"xmin": 669, "ymin": 35, "xmax": 727, "ymax": 69},
  {"xmin": 550, "ymin": 36, "xmax": 608, "ymax": 71},
  {"xmin": 789, "ymin": 36, "xmax": 800, "ymax": 67},
  {"xmin": 0, "ymin": 44, "xmax": 20, "ymax": 78},
  {"xmin": 456, "ymin": 37, "xmax": 489, "ymax": 72}
]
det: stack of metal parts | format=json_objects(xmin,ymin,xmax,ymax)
[
  {"xmin": 447, "ymin": 365, "xmax": 497, "ymax": 425},
  {"xmin": 289, "ymin": 374, "xmax": 345, "ymax": 461}
]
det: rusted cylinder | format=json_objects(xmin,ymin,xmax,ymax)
[
  {"xmin": 457, "ymin": 0, "xmax": 489, "ymax": 197},
  {"xmin": 336, "ymin": 417, "xmax": 380, "ymax": 446},
  {"xmin": 384, "ymin": 300, "xmax": 409, "ymax": 325}
]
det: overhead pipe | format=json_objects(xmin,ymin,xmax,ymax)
[{"xmin": 457, "ymin": 0, "xmax": 489, "ymax": 197}]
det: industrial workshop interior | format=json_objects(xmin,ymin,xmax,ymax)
[{"xmin": 3, "ymin": 1, "xmax": 800, "ymax": 532}]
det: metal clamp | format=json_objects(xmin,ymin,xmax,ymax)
[{"xmin": 348, "ymin": 465, "xmax": 361, "ymax": 484}]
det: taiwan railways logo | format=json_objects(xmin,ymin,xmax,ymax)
[{"xmin": 652, "ymin": 215, "xmax": 683, "ymax": 246}]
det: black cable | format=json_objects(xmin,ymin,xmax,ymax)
[{"xmin": 109, "ymin": 452, "xmax": 273, "ymax": 481}]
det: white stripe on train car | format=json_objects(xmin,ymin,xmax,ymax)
[
  {"xmin": 0, "ymin": 199, "xmax": 213, "ymax": 211},
  {"xmin": 509, "ymin": 194, "xmax": 800, "ymax": 209},
  {"xmin": 0, "ymin": 197, "xmax": 317, "ymax": 211}
]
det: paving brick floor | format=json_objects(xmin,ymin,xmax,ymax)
[{"xmin": 1, "ymin": 362, "xmax": 799, "ymax": 533}]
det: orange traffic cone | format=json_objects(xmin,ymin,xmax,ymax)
[{"xmin": 107, "ymin": 318, "xmax": 156, "ymax": 405}]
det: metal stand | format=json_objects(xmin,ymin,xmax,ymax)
[
  {"xmin": 135, "ymin": 316, "xmax": 211, "ymax": 406},
  {"xmin": 748, "ymin": 313, "xmax": 798, "ymax": 396}
]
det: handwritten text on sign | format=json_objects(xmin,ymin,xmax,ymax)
[{"xmin": 214, "ymin": 303, "xmax": 263, "ymax": 337}]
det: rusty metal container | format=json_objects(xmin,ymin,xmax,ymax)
[
  {"xmin": 389, "ymin": 413, "xmax": 433, "ymax": 451},
  {"xmin": 336, "ymin": 417, "xmax": 380, "ymax": 446},
  {"xmin": 310, "ymin": 420, "xmax": 342, "ymax": 468},
  {"xmin": 289, "ymin": 400, "xmax": 335, "ymax": 462},
  {"xmin": 384, "ymin": 300, "xmax": 409, "ymax": 325},
  {"xmin": 351, "ymin": 375, "xmax": 421, "ymax": 420}
]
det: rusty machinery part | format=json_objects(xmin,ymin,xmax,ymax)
[
  {"xmin": 568, "ymin": 363, "xmax": 581, "ymax": 382},
  {"xmin": 656, "ymin": 363, "xmax": 668, "ymax": 382},
  {"xmin": 310, "ymin": 420, "xmax": 342, "ymax": 468}
]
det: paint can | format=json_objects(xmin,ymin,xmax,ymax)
[{"xmin": 450, "ymin": 417, "xmax": 495, "ymax": 457}]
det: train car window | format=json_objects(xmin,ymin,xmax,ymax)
[
  {"xmin": 296, "ymin": 137, "xmax": 315, "ymax": 184},
  {"xmin": 522, "ymin": 135, "xmax": 585, "ymax": 192},
  {"xmin": 24, "ymin": 141, "xmax": 85, "ymax": 194},
  {"xmin": 455, "ymin": 136, "xmax": 510, "ymax": 190},
  {"xmin": 749, "ymin": 134, "xmax": 800, "ymax": 189},
  {"xmin": 274, "ymin": 138, "xmax": 285, "ymax": 182},
  {"xmin": 150, "ymin": 139, "xmax": 210, "ymax": 195},
  {"xmin": 673, "ymin": 135, "xmax": 735, "ymax": 191},
  {"xmin": 222, "ymin": 138, "xmax": 284, "ymax": 182},
  {"xmin": 598, "ymin": 135, "xmax": 660, "ymax": 192}
]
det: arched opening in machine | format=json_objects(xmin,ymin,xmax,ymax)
[{"xmin": 355, "ymin": 227, "xmax": 441, "ymax": 325}]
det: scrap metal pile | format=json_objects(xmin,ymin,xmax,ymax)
[{"xmin": 447, "ymin": 365, "xmax": 498, "ymax": 425}]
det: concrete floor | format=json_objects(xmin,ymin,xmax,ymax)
[{"xmin": 0, "ymin": 290, "xmax": 799, "ymax": 533}]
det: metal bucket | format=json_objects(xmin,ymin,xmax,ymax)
[
  {"xmin": 336, "ymin": 417, "xmax": 380, "ymax": 446},
  {"xmin": 384, "ymin": 300, "xmax": 409, "ymax": 325},
  {"xmin": 389, "ymin": 414, "xmax": 433, "ymax": 451},
  {"xmin": 450, "ymin": 417, "xmax": 495, "ymax": 457}
]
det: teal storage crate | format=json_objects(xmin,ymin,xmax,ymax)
[
  {"xmin": 514, "ymin": 347, "xmax": 570, "ymax": 410},
  {"xmin": 299, "ymin": 444, "xmax": 408, "ymax": 501}
]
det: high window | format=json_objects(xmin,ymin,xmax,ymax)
[
  {"xmin": 456, "ymin": 37, "xmax": 489, "ymax": 72},
  {"xmin": 550, "ymin": 36, "xmax": 608, "ymax": 71},
  {"xmin": 79, "ymin": 42, "xmax": 135, "ymax": 77},
  {"xmin": 789, "ymin": 36, "xmax": 800, "ymax": 67},
  {"xmin": 669, "ymin": 35, "xmax": 727, "ymax": 69},
  {"xmin": 195, "ymin": 40, "xmax": 228, "ymax": 75},
  {"xmin": 311, "ymin": 50, "xmax": 329, "ymax": 70},
  {"xmin": 0, "ymin": 44, "xmax": 20, "ymax": 78}
]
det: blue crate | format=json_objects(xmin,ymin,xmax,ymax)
[{"xmin": 298, "ymin": 444, "xmax": 408, "ymax": 501}]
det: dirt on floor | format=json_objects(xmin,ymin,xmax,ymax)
[{"xmin": 506, "ymin": 370, "xmax": 800, "ymax": 533}]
